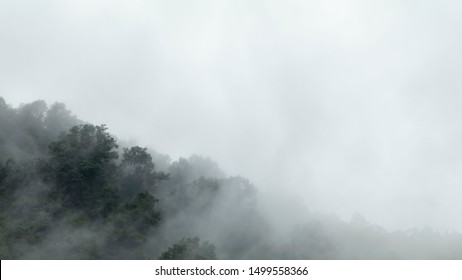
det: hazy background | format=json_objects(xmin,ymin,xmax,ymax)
[{"xmin": 1, "ymin": 0, "xmax": 462, "ymax": 232}]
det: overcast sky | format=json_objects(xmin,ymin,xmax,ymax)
[{"xmin": 1, "ymin": 0, "xmax": 462, "ymax": 232}]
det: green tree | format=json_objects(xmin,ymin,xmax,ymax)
[
  {"xmin": 108, "ymin": 191, "xmax": 161, "ymax": 249},
  {"xmin": 46, "ymin": 124, "xmax": 120, "ymax": 217},
  {"xmin": 159, "ymin": 237, "xmax": 217, "ymax": 260},
  {"xmin": 0, "ymin": 159, "xmax": 28, "ymax": 210},
  {"xmin": 119, "ymin": 146, "xmax": 167, "ymax": 202}
]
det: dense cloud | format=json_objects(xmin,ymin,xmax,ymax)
[{"xmin": 1, "ymin": 0, "xmax": 462, "ymax": 254}]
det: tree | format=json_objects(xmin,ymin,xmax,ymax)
[
  {"xmin": 44, "ymin": 102, "xmax": 81, "ymax": 139},
  {"xmin": 0, "ymin": 159, "xmax": 14, "ymax": 207},
  {"xmin": 107, "ymin": 191, "xmax": 161, "ymax": 249},
  {"xmin": 124, "ymin": 191, "xmax": 161, "ymax": 233},
  {"xmin": 159, "ymin": 237, "xmax": 217, "ymax": 260},
  {"xmin": 46, "ymin": 124, "xmax": 119, "ymax": 217},
  {"xmin": 16, "ymin": 100, "xmax": 49, "ymax": 154},
  {"xmin": 119, "ymin": 146, "xmax": 167, "ymax": 202}
]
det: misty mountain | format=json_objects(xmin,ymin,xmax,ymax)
[{"xmin": 1, "ymin": 97, "xmax": 461, "ymax": 259}]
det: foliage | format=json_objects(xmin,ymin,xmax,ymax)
[
  {"xmin": 1, "ymin": 98, "xmax": 462, "ymax": 260},
  {"xmin": 159, "ymin": 237, "xmax": 217, "ymax": 260},
  {"xmin": 119, "ymin": 146, "xmax": 168, "ymax": 202},
  {"xmin": 108, "ymin": 191, "xmax": 161, "ymax": 248},
  {"xmin": 46, "ymin": 124, "xmax": 119, "ymax": 216}
]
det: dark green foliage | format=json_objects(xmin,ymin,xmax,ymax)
[
  {"xmin": 159, "ymin": 237, "xmax": 217, "ymax": 260},
  {"xmin": 113, "ymin": 192, "xmax": 160, "ymax": 234},
  {"xmin": 47, "ymin": 124, "xmax": 119, "ymax": 216},
  {"xmin": 0, "ymin": 205, "xmax": 52, "ymax": 259},
  {"xmin": 95, "ymin": 186, "xmax": 120, "ymax": 218},
  {"xmin": 0, "ymin": 159, "xmax": 38, "ymax": 210},
  {"xmin": 0, "ymin": 100, "xmax": 174, "ymax": 259},
  {"xmin": 0, "ymin": 159, "xmax": 14, "ymax": 202},
  {"xmin": 125, "ymin": 191, "xmax": 161, "ymax": 230},
  {"xmin": 0, "ymin": 212, "xmax": 10, "ymax": 259},
  {"xmin": 7, "ymin": 224, "xmax": 46, "ymax": 245},
  {"xmin": 122, "ymin": 146, "xmax": 154, "ymax": 169},
  {"xmin": 107, "ymin": 192, "xmax": 161, "ymax": 250},
  {"xmin": 119, "ymin": 146, "xmax": 168, "ymax": 202}
]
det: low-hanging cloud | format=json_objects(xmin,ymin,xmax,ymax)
[{"xmin": 2, "ymin": 0, "xmax": 462, "ymax": 233}]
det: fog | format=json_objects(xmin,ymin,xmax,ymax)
[{"xmin": 2, "ymin": 0, "xmax": 462, "ymax": 233}]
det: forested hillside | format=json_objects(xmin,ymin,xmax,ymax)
[{"xmin": 1, "ymin": 97, "xmax": 461, "ymax": 259}]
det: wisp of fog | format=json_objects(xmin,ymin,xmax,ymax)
[{"xmin": 1, "ymin": 0, "xmax": 462, "ymax": 259}]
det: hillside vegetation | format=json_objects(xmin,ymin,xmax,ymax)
[{"xmin": 1, "ymin": 97, "xmax": 461, "ymax": 259}]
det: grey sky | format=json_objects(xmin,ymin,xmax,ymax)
[{"xmin": 1, "ymin": 0, "xmax": 462, "ymax": 231}]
